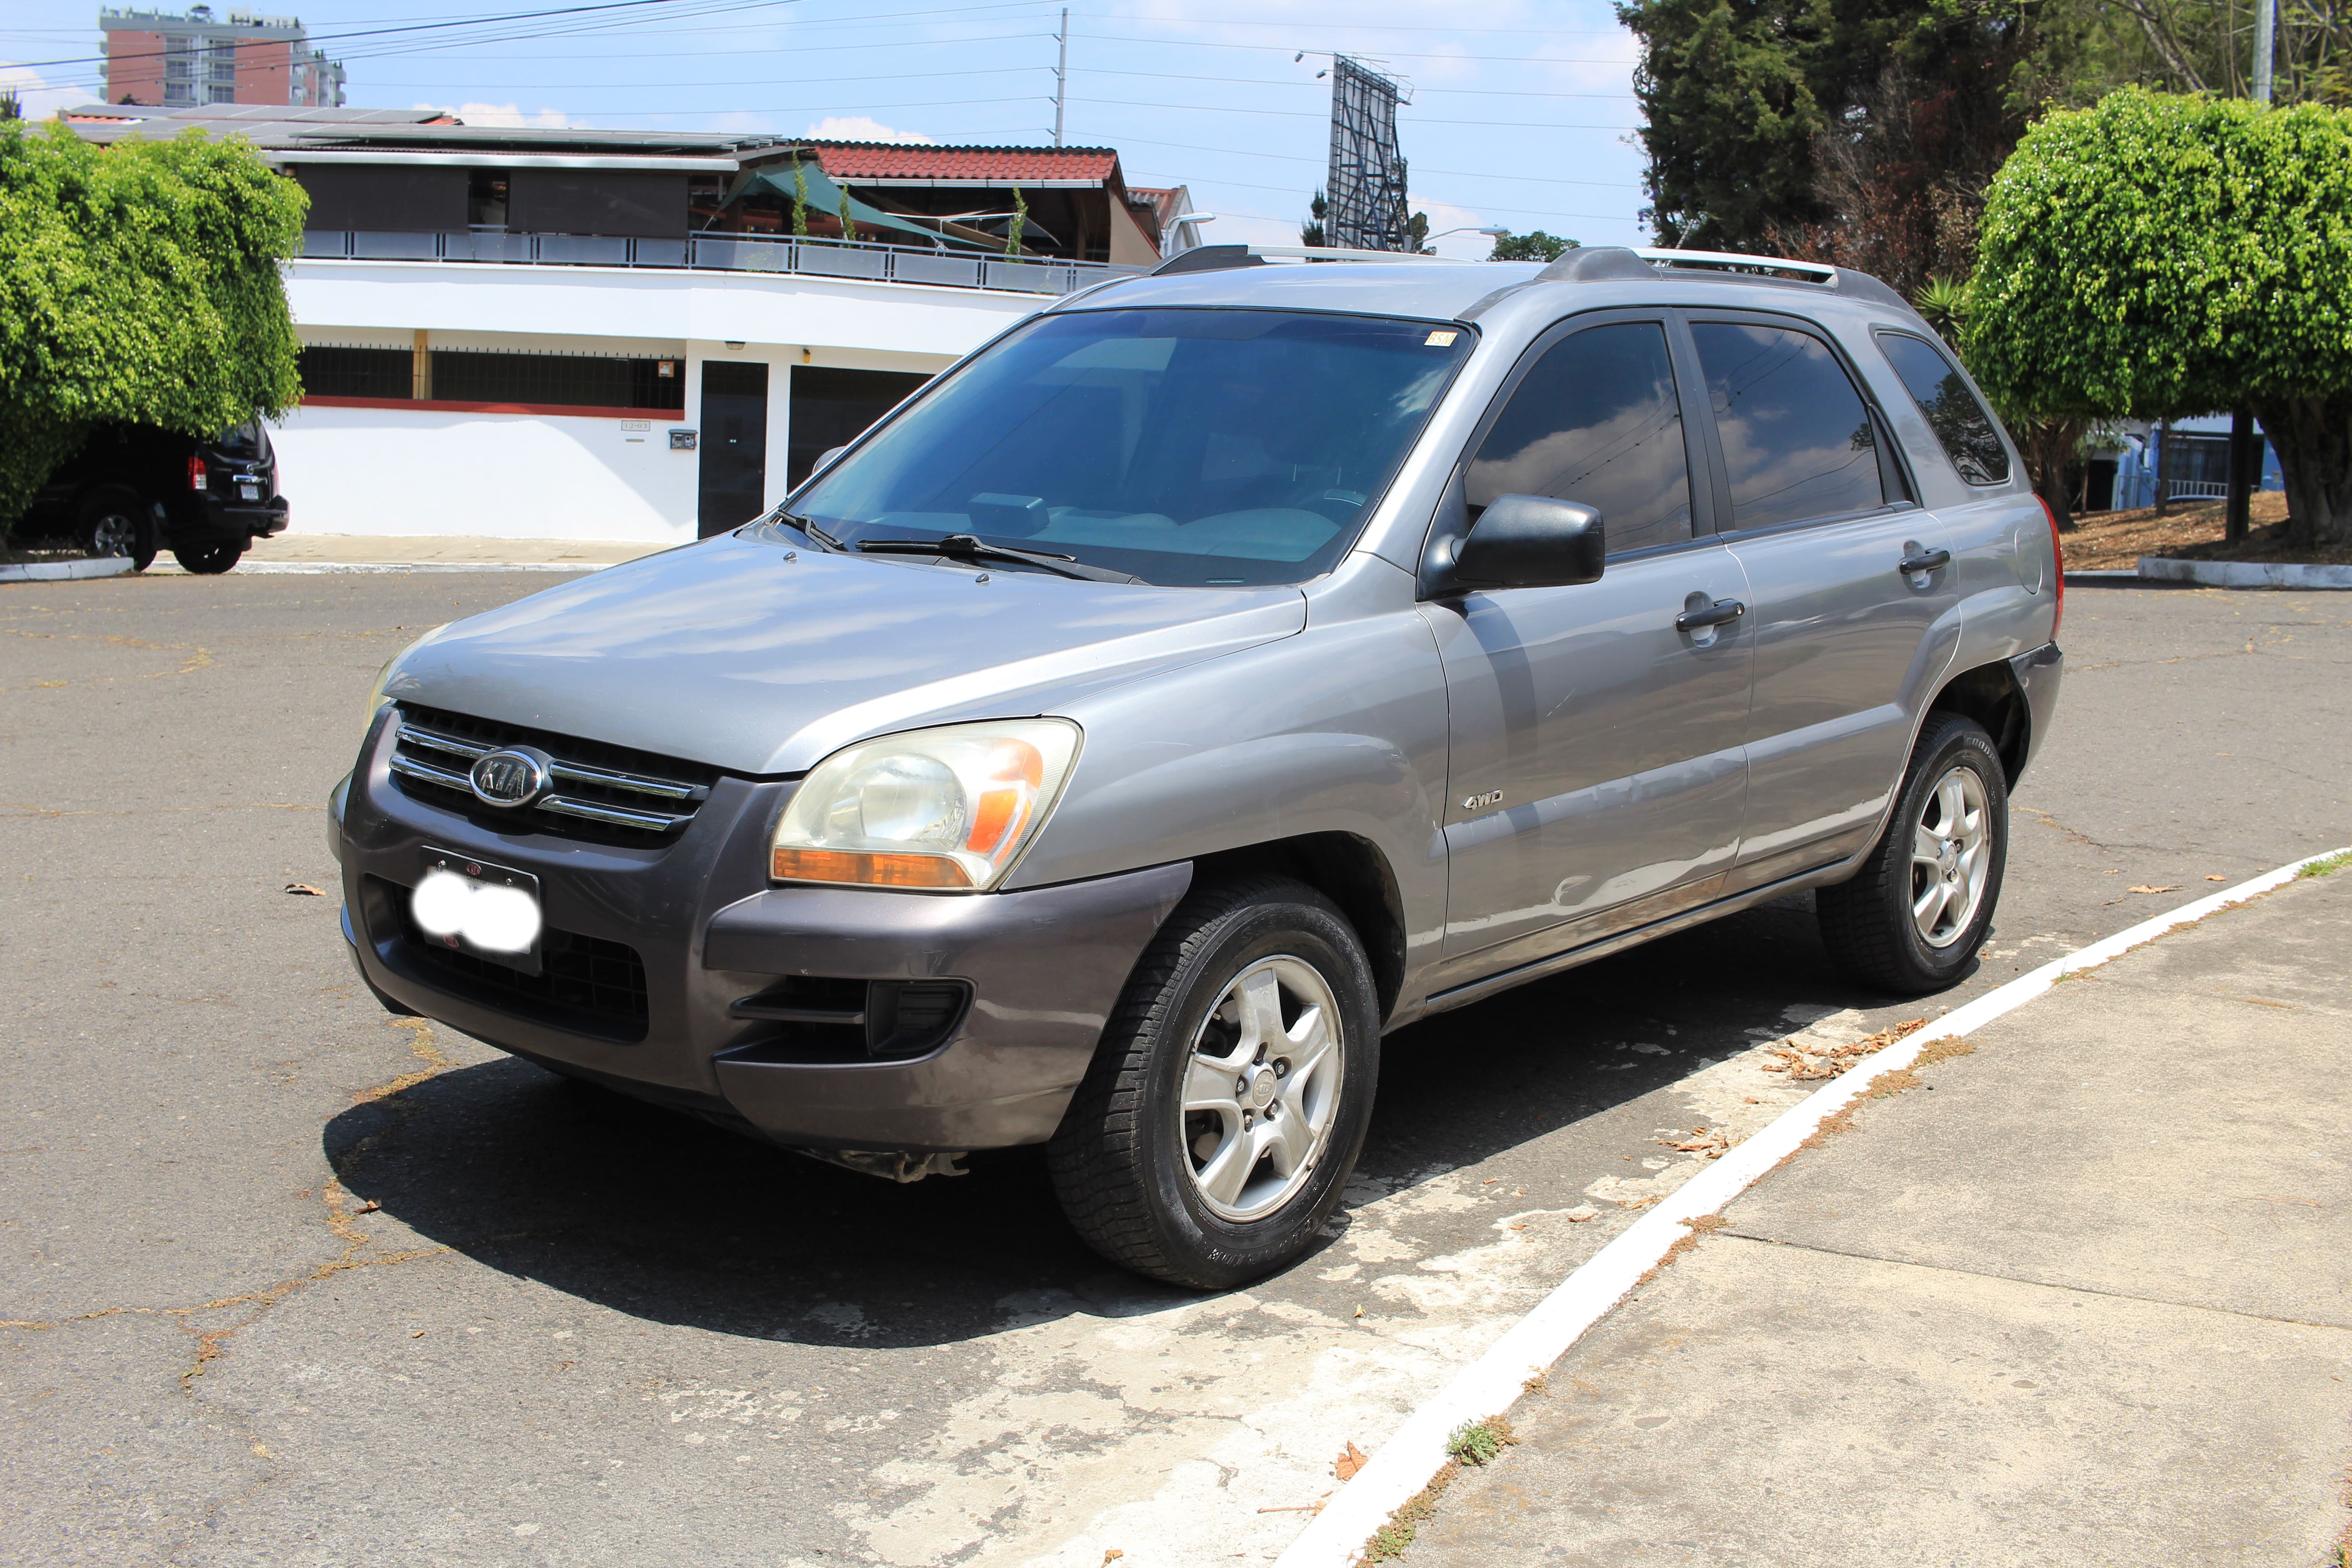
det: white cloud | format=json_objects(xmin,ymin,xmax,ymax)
[
  {"xmin": 414, "ymin": 101, "xmax": 569, "ymax": 128},
  {"xmin": 803, "ymin": 115, "xmax": 935, "ymax": 144},
  {"xmin": 0, "ymin": 64, "xmax": 92, "ymax": 120}
]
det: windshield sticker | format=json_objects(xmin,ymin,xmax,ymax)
[{"xmin": 1425, "ymin": 329, "xmax": 1460, "ymax": 347}]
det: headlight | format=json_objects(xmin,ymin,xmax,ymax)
[
  {"xmin": 771, "ymin": 719, "xmax": 1081, "ymax": 891},
  {"xmin": 364, "ymin": 623, "xmax": 447, "ymax": 736}
]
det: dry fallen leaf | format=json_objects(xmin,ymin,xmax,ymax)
[
  {"xmin": 354, "ymin": 1200, "xmax": 380, "ymax": 1214},
  {"xmin": 1352, "ymin": 1304, "xmax": 1364, "ymax": 1319},
  {"xmin": 1101, "ymin": 1553, "xmax": 1124, "ymax": 1566},
  {"xmin": 283, "ymin": 882, "xmax": 326, "ymax": 897},
  {"xmin": 1334, "ymin": 1441, "xmax": 1368, "ymax": 1481},
  {"xmin": 410, "ymin": 1329, "xmax": 426, "ymax": 1338},
  {"xmin": 2128, "ymin": 884, "xmax": 2181, "ymax": 895},
  {"xmin": 2206, "ymin": 874, "xmax": 2228, "ymax": 882}
]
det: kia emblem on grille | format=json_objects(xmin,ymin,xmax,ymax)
[{"xmin": 469, "ymin": 748, "xmax": 549, "ymax": 808}]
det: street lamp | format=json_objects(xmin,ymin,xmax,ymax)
[{"xmin": 1428, "ymin": 225, "xmax": 1508, "ymax": 241}]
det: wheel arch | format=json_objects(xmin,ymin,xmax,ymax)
[
  {"xmin": 1928, "ymin": 657, "xmax": 2030, "ymax": 788},
  {"xmin": 1189, "ymin": 832, "xmax": 1408, "ymax": 1024}
]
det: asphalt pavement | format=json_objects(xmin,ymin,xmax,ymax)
[{"xmin": 1, "ymin": 573, "xmax": 2345, "ymax": 1567}]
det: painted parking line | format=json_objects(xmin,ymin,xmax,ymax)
[{"xmin": 1269, "ymin": 844, "xmax": 2352, "ymax": 1568}]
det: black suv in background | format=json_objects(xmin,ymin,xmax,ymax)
[{"xmin": 23, "ymin": 420, "xmax": 289, "ymax": 573}]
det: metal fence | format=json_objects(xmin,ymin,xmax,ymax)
[
  {"xmin": 2167, "ymin": 480, "xmax": 2230, "ymax": 501},
  {"xmin": 299, "ymin": 229, "xmax": 1138, "ymax": 297}
]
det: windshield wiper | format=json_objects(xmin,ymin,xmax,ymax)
[
  {"xmin": 853, "ymin": 533, "xmax": 1140, "ymax": 584},
  {"xmin": 765, "ymin": 508, "xmax": 846, "ymax": 551}
]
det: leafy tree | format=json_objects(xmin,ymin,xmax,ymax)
[
  {"xmin": 1966, "ymin": 88, "xmax": 2352, "ymax": 546},
  {"xmin": 790, "ymin": 157, "xmax": 810, "ymax": 236},
  {"xmin": 1489, "ymin": 230, "xmax": 1580, "ymax": 261},
  {"xmin": 1006, "ymin": 182, "xmax": 1026, "ymax": 256},
  {"xmin": 0, "ymin": 121, "xmax": 305, "ymax": 529},
  {"xmin": 837, "ymin": 186, "xmax": 857, "ymax": 242},
  {"xmin": 1300, "ymin": 187, "xmax": 1327, "ymax": 248}
]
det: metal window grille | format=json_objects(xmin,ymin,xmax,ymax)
[
  {"xmin": 298, "ymin": 346, "xmax": 411, "ymax": 400},
  {"xmin": 428, "ymin": 351, "xmax": 687, "ymax": 411}
]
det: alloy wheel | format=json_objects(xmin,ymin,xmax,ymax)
[
  {"xmin": 1179, "ymin": 955, "xmax": 1344, "ymax": 1222},
  {"xmin": 1910, "ymin": 764, "xmax": 1991, "ymax": 948}
]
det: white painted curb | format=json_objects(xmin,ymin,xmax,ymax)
[
  {"xmin": 2138, "ymin": 555, "xmax": 2352, "ymax": 589},
  {"xmin": 0, "ymin": 556, "xmax": 137, "ymax": 583},
  {"xmin": 1272, "ymin": 844, "xmax": 2352, "ymax": 1568}
]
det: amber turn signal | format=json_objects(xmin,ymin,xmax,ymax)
[{"xmin": 771, "ymin": 847, "xmax": 974, "ymax": 888}]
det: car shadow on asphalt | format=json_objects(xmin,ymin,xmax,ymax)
[{"xmin": 322, "ymin": 895, "xmax": 1941, "ymax": 1348}]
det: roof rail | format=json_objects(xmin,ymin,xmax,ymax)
[
  {"xmin": 1636, "ymin": 246, "xmax": 1838, "ymax": 280},
  {"xmin": 1148, "ymin": 242, "xmax": 1458, "ymax": 276}
]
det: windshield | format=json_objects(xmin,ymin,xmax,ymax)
[{"xmin": 787, "ymin": 308, "xmax": 1473, "ymax": 586}]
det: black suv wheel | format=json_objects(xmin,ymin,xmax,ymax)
[
  {"xmin": 1816, "ymin": 711, "xmax": 2009, "ymax": 994},
  {"xmin": 1049, "ymin": 875, "xmax": 1380, "ymax": 1289},
  {"xmin": 172, "ymin": 541, "xmax": 245, "ymax": 575}
]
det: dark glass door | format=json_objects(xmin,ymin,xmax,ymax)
[
  {"xmin": 696, "ymin": 360, "xmax": 769, "ymax": 536},
  {"xmin": 786, "ymin": 366, "xmax": 931, "ymax": 488}
]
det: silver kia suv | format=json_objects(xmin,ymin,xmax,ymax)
[{"xmin": 333, "ymin": 245, "xmax": 2064, "ymax": 1288}]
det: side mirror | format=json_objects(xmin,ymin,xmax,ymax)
[{"xmin": 1438, "ymin": 494, "xmax": 1605, "ymax": 593}]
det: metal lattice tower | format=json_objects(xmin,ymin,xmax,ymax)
[{"xmin": 1323, "ymin": 56, "xmax": 1411, "ymax": 252}]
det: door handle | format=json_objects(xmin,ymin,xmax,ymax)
[
  {"xmin": 1899, "ymin": 548, "xmax": 1952, "ymax": 573},
  {"xmin": 1675, "ymin": 598, "xmax": 1746, "ymax": 633}
]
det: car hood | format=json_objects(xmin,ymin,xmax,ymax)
[{"xmin": 385, "ymin": 530, "xmax": 1308, "ymax": 775}]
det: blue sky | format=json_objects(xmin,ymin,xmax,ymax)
[{"xmin": 1, "ymin": 0, "xmax": 1651, "ymax": 255}]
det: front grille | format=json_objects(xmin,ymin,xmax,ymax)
[
  {"xmin": 379, "ymin": 875, "xmax": 650, "ymax": 1037},
  {"xmin": 387, "ymin": 702, "xmax": 717, "ymax": 845}
]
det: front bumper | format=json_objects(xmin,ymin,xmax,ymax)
[{"xmin": 332, "ymin": 715, "xmax": 1191, "ymax": 1151}]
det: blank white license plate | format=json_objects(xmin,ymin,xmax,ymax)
[
  {"xmin": 413, "ymin": 848, "xmax": 543, "ymax": 975},
  {"xmin": 239, "ymin": 483, "xmax": 260, "ymax": 501}
]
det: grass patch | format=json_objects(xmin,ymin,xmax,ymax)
[
  {"xmin": 1362, "ymin": 1416, "xmax": 1520, "ymax": 1561},
  {"xmin": 2296, "ymin": 850, "xmax": 2352, "ymax": 880},
  {"xmin": 1446, "ymin": 1416, "xmax": 1517, "ymax": 1467}
]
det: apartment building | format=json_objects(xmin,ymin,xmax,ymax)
[{"xmin": 100, "ymin": 6, "xmax": 345, "ymax": 109}]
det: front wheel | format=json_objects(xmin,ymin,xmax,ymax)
[
  {"xmin": 1816, "ymin": 711, "xmax": 2009, "ymax": 994},
  {"xmin": 1049, "ymin": 875, "xmax": 1380, "ymax": 1289},
  {"xmin": 172, "ymin": 541, "xmax": 245, "ymax": 575}
]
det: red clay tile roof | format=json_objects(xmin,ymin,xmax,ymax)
[{"xmin": 804, "ymin": 142, "xmax": 1121, "ymax": 184}]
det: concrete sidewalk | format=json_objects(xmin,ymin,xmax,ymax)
[
  {"xmin": 235, "ymin": 533, "xmax": 668, "ymax": 570},
  {"xmin": 1403, "ymin": 866, "xmax": 2352, "ymax": 1567}
]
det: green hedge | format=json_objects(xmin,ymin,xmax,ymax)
[{"xmin": 0, "ymin": 121, "xmax": 306, "ymax": 526}]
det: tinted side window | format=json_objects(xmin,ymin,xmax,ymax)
[
  {"xmin": 1876, "ymin": 331, "xmax": 2011, "ymax": 485},
  {"xmin": 1467, "ymin": 321, "xmax": 1692, "ymax": 556},
  {"xmin": 1690, "ymin": 322, "xmax": 1885, "ymax": 529}
]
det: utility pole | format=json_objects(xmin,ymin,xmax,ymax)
[
  {"xmin": 2254, "ymin": 0, "xmax": 2276, "ymax": 103},
  {"xmin": 1053, "ymin": 8, "xmax": 1068, "ymax": 147}
]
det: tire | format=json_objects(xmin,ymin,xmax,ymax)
[
  {"xmin": 1049, "ymin": 874, "xmax": 1381, "ymax": 1289},
  {"xmin": 1817, "ymin": 712, "xmax": 2009, "ymax": 994},
  {"xmin": 78, "ymin": 488, "xmax": 155, "ymax": 569},
  {"xmin": 172, "ymin": 541, "xmax": 245, "ymax": 575}
]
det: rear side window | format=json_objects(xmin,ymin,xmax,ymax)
[
  {"xmin": 1875, "ymin": 330, "xmax": 2011, "ymax": 485},
  {"xmin": 1690, "ymin": 322, "xmax": 1886, "ymax": 529},
  {"xmin": 1467, "ymin": 320, "xmax": 1692, "ymax": 556}
]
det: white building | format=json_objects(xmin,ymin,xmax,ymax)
[{"xmin": 63, "ymin": 105, "xmax": 1166, "ymax": 544}]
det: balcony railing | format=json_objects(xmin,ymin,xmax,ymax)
[{"xmin": 299, "ymin": 229, "xmax": 1141, "ymax": 297}]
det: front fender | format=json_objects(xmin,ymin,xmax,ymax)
[{"xmin": 1009, "ymin": 612, "xmax": 1451, "ymax": 981}]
